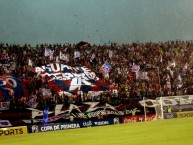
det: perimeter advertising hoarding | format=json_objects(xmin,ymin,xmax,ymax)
[
  {"xmin": 122, "ymin": 114, "xmax": 157, "ymax": 123},
  {"xmin": 176, "ymin": 111, "xmax": 193, "ymax": 118},
  {"xmin": 163, "ymin": 113, "xmax": 177, "ymax": 119},
  {"xmin": 163, "ymin": 104, "xmax": 193, "ymax": 113},
  {"xmin": 0, "ymin": 126, "xmax": 28, "ymax": 137},
  {"xmin": 29, "ymin": 117, "xmax": 121, "ymax": 133}
]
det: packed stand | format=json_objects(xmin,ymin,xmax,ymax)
[{"xmin": 1, "ymin": 40, "xmax": 193, "ymax": 110}]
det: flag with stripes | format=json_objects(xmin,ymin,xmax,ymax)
[{"xmin": 35, "ymin": 63, "xmax": 109, "ymax": 94}]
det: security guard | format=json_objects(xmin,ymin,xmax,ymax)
[
  {"xmin": 70, "ymin": 114, "xmax": 74, "ymax": 122},
  {"xmin": 131, "ymin": 108, "xmax": 137, "ymax": 116},
  {"xmin": 124, "ymin": 109, "xmax": 129, "ymax": 115},
  {"xmin": 87, "ymin": 112, "xmax": 92, "ymax": 120},
  {"xmin": 168, "ymin": 106, "xmax": 172, "ymax": 113}
]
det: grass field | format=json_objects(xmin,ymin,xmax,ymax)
[{"xmin": 1, "ymin": 117, "xmax": 193, "ymax": 145}]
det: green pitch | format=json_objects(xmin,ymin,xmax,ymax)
[{"xmin": 1, "ymin": 117, "xmax": 193, "ymax": 145}]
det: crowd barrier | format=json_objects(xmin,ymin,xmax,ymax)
[{"xmin": 0, "ymin": 126, "xmax": 28, "ymax": 137}]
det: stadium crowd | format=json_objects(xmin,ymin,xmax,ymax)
[{"xmin": 1, "ymin": 40, "xmax": 193, "ymax": 110}]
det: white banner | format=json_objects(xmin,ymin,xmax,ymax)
[
  {"xmin": 0, "ymin": 120, "xmax": 12, "ymax": 127},
  {"xmin": 139, "ymin": 95, "xmax": 193, "ymax": 107},
  {"xmin": 139, "ymin": 99, "xmax": 160, "ymax": 107}
]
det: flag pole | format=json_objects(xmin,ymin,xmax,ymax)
[
  {"xmin": 157, "ymin": 66, "xmax": 164, "ymax": 119},
  {"xmin": 143, "ymin": 97, "xmax": 147, "ymax": 121}
]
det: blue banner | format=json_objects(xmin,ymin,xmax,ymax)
[
  {"xmin": 42, "ymin": 107, "xmax": 49, "ymax": 125},
  {"xmin": 0, "ymin": 75, "xmax": 28, "ymax": 101}
]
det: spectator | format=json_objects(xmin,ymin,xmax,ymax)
[{"xmin": 0, "ymin": 40, "xmax": 193, "ymax": 110}]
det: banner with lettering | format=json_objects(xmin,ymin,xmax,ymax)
[
  {"xmin": 22, "ymin": 102, "xmax": 123, "ymax": 124},
  {"xmin": 35, "ymin": 63, "xmax": 109, "ymax": 94},
  {"xmin": 0, "ymin": 76, "xmax": 28, "ymax": 101},
  {"xmin": 28, "ymin": 117, "xmax": 121, "ymax": 133},
  {"xmin": 176, "ymin": 111, "xmax": 193, "ymax": 118},
  {"xmin": 139, "ymin": 95, "xmax": 193, "ymax": 108},
  {"xmin": 0, "ymin": 126, "xmax": 28, "ymax": 136},
  {"xmin": 122, "ymin": 114, "xmax": 157, "ymax": 123}
]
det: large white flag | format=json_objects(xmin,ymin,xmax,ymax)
[
  {"xmin": 49, "ymin": 50, "xmax": 54, "ymax": 60},
  {"xmin": 74, "ymin": 51, "xmax": 80, "ymax": 58},
  {"xmin": 166, "ymin": 61, "xmax": 176, "ymax": 70},
  {"xmin": 28, "ymin": 58, "xmax": 33, "ymax": 66},
  {"xmin": 109, "ymin": 50, "xmax": 113, "ymax": 58},
  {"xmin": 60, "ymin": 51, "xmax": 69, "ymax": 62},
  {"xmin": 44, "ymin": 48, "xmax": 52, "ymax": 57}
]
